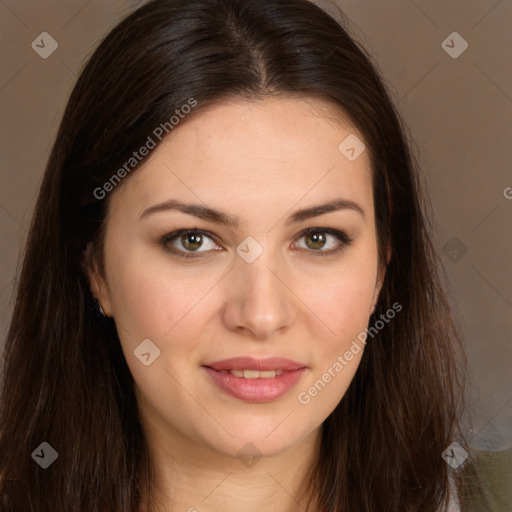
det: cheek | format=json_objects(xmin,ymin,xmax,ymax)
[
  {"xmin": 106, "ymin": 256, "xmax": 210, "ymax": 391},
  {"xmin": 295, "ymin": 269, "xmax": 375, "ymax": 415},
  {"xmin": 305, "ymin": 256, "xmax": 378, "ymax": 345},
  {"xmin": 326, "ymin": 276, "xmax": 374, "ymax": 339},
  {"xmin": 106, "ymin": 245, "xmax": 214, "ymax": 340}
]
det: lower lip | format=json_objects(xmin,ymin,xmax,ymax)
[{"xmin": 202, "ymin": 367, "xmax": 306, "ymax": 402}]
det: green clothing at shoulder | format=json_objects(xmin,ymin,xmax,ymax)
[{"xmin": 461, "ymin": 445, "xmax": 512, "ymax": 512}]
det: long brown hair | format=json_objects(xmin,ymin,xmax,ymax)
[{"xmin": 0, "ymin": 0, "xmax": 470, "ymax": 510}]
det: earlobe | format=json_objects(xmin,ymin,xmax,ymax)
[
  {"xmin": 81, "ymin": 241, "xmax": 113, "ymax": 317},
  {"xmin": 81, "ymin": 241, "xmax": 98, "ymax": 290}
]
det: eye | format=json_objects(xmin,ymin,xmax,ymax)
[
  {"xmin": 162, "ymin": 229, "xmax": 220, "ymax": 258},
  {"xmin": 293, "ymin": 228, "xmax": 353, "ymax": 256}
]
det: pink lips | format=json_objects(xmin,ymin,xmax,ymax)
[
  {"xmin": 204, "ymin": 357, "xmax": 305, "ymax": 372},
  {"xmin": 202, "ymin": 357, "xmax": 307, "ymax": 403}
]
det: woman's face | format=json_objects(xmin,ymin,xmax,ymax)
[{"xmin": 88, "ymin": 97, "xmax": 384, "ymax": 459}]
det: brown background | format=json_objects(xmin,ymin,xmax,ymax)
[{"xmin": 1, "ymin": 0, "xmax": 511, "ymax": 449}]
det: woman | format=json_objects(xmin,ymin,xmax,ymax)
[{"xmin": 0, "ymin": 0, "xmax": 471, "ymax": 510}]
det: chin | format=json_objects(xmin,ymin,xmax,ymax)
[{"xmin": 199, "ymin": 422, "xmax": 314, "ymax": 461}]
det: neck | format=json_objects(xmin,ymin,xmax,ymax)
[{"xmin": 140, "ymin": 425, "xmax": 322, "ymax": 512}]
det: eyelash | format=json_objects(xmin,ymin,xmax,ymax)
[{"xmin": 161, "ymin": 227, "xmax": 354, "ymax": 260}]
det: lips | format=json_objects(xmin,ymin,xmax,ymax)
[{"xmin": 202, "ymin": 357, "xmax": 307, "ymax": 402}]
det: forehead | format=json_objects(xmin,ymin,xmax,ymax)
[{"xmin": 108, "ymin": 97, "xmax": 374, "ymax": 224}]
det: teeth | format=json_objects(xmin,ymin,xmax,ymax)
[
  {"xmin": 243, "ymin": 369, "xmax": 260, "ymax": 379},
  {"xmin": 228, "ymin": 369, "xmax": 284, "ymax": 378}
]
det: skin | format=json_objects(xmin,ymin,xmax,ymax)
[{"xmin": 86, "ymin": 97, "xmax": 387, "ymax": 512}]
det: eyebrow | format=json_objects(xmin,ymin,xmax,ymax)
[{"xmin": 139, "ymin": 198, "xmax": 365, "ymax": 226}]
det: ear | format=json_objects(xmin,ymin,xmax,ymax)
[
  {"xmin": 81, "ymin": 241, "xmax": 113, "ymax": 317},
  {"xmin": 369, "ymin": 244, "xmax": 392, "ymax": 316}
]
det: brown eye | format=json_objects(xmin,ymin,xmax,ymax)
[
  {"xmin": 294, "ymin": 228, "xmax": 353, "ymax": 256},
  {"xmin": 162, "ymin": 229, "xmax": 220, "ymax": 258}
]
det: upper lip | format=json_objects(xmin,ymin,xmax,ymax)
[{"xmin": 203, "ymin": 357, "xmax": 306, "ymax": 371}]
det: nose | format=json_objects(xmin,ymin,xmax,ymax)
[{"xmin": 221, "ymin": 249, "xmax": 295, "ymax": 340}]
